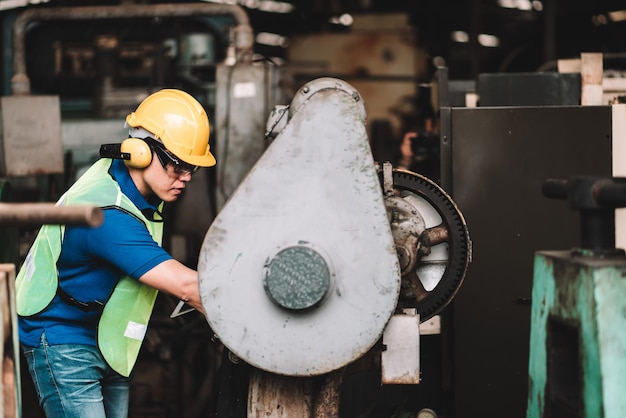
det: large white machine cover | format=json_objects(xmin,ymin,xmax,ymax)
[{"xmin": 198, "ymin": 78, "xmax": 401, "ymax": 376}]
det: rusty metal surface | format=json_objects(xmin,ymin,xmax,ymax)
[
  {"xmin": 312, "ymin": 370, "xmax": 344, "ymax": 418},
  {"xmin": 381, "ymin": 168, "xmax": 471, "ymax": 321},
  {"xmin": 0, "ymin": 96, "xmax": 64, "ymax": 177},
  {"xmin": 247, "ymin": 369, "xmax": 314, "ymax": 418},
  {"xmin": 0, "ymin": 203, "xmax": 103, "ymax": 226},
  {"xmin": 528, "ymin": 251, "xmax": 626, "ymax": 418},
  {"xmin": 247, "ymin": 368, "xmax": 343, "ymax": 418},
  {"xmin": 381, "ymin": 310, "xmax": 420, "ymax": 384}
]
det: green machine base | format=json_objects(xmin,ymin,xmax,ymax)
[{"xmin": 527, "ymin": 250, "xmax": 626, "ymax": 418}]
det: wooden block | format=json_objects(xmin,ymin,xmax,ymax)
[{"xmin": 0, "ymin": 264, "xmax": 19, "ymax": 418}]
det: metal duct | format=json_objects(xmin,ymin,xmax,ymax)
[{"xmin": 10, "ymin": 2, "xmax": 254, "ymax": 95}]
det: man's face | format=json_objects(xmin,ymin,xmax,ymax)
[
  {"xmin": 128, "ymin": 138, "xmax": 200, "ymax": 202},
  {"xmin": 143, "ymin": 156, "xmax": 193, "ymax": 202}
]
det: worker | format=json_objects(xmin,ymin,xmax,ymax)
[
  {"xmin": 15, "ymin": 89, "xmax": 216, "ymax": 418},
  {"xmin": 397, "ymin": 115, "xmax": 441, "ymax": 183}
]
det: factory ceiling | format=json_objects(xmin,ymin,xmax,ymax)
[
  {"xmin": 4, "ymin": 0, "xmax": 626, "ymax": 82},
  {"xmin": 245, "ymin": 0, "xmax": 626, "ymax": 79}
]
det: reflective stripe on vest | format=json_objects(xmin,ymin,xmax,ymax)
[{"xmin": 15, "ymin": 159, "xmax": 164, "ymax": 376}]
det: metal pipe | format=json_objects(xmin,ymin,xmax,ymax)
[
  {"xmin": 11, "ymin": 3, "xmax": 254, "ymax": 95},
  {"xmin": 0, "ymin": 203, "xmax": 103, "ymax": 226},
  {"xmin": 593, "ymin": 178, "xmax": 626, "ymax": 207}
]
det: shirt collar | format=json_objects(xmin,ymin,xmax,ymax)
[{"xmin": 109, "ymin": 159, "xmax": 162, "ymax": 217}]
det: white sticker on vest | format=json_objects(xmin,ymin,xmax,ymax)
[{"xmin": 123, "ymin": 321, "xmax": 148, "ymax": 341}]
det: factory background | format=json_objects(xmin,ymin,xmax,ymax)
[{"xmin": 0, "ymin": 1, "xmax": 625, "ymax": 418}]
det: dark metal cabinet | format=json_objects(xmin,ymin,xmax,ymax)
[{"xmin": 440, "ymin": 105, "xmax": 613, "ymax": 418}]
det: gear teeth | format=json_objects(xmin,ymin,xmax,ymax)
[{"xmin": 380, "ymin": 168, "xmax": 471, "ymax": 322}]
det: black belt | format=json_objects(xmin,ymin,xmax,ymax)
[{"xmin": 57, "ymin": 287, "xmax": 105, "ymax": 313}]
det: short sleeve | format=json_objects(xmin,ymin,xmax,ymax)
[{"xmin": 79, "ymin": 208, "xmax": 172, "ymax": 278}]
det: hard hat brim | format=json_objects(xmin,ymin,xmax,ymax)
[{"xmin": 181, "ymin": 151, "xmax": 216, "ymax": 167}]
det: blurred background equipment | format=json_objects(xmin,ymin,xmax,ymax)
[{"xmin": 2, "ymin": 1, "xmax": 626, "ymax": 417}]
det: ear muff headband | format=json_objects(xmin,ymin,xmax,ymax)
[{"xmin": 99, "ymin": 137, "xmax": 153, "ymax": 168}]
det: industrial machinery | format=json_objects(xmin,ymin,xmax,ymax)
[
  {"xmin": 1, "ymin": 1, "xmax": 469, "ymax": 413},
  {"xmin": 527, "ymin": 177, "xmax": 626, "ymax": 418},
  {"xmin": 198, "ymin": 77, "xmax": 471, "ymax": 416}
]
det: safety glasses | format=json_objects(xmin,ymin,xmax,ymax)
[{"xmin": 146, "ymin": 138, "xmax": 199, "ymax": 177}]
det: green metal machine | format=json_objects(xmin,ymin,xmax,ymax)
[{"xmin": 527, "ymin": 177, "xmax": 626, "ymax": 418}]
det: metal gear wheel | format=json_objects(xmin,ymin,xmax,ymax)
[{"xmin": 379, "ymin": 163, "xmax": 472, "ymax": 321}]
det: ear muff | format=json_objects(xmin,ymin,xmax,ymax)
[
  {"xmin": 121, "ymin": 138, "xmax": 152, "ymax": 168},
  {"xmin": 99, "ymin": 138, "xmax": 153, "ymax": 168}
]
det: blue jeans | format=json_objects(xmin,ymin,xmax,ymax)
[{"xmin": 22, "ymin": 332, "xmax": 129, "ymax": 418}]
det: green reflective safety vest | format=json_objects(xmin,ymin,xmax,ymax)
[{"xmin": 15, "ymin": 159, "xmax": 163, "ymax": 377}]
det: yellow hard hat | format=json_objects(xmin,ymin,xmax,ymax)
[{"xmin": 126, "ymin": 89, "xmax": 216, "ymax": 167}]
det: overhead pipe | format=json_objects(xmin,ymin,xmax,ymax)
[{"xmin": 11, "ymin": 2, "xmax": 254, "ymax": 95}]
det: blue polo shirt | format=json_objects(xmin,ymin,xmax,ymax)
[{"xmin": 19, "ymin": 159, "xmax": 172, "ymax": 347}]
